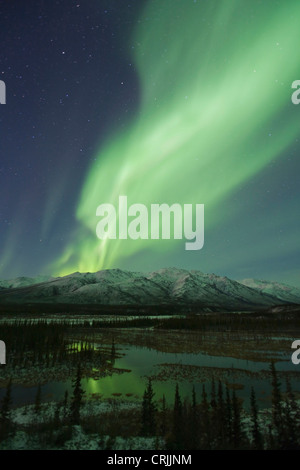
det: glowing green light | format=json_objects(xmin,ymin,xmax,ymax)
[{"xmin": 52, "ymin": 0, "xmax": 300, "ymax": 276}]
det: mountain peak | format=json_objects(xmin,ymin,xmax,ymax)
[
  {"xmin": 239, "ymin": 278, "xmax": 300, "ymax": 304},
  {"xmin": 0, "ymin": 268, "xmax": 299, "ymax": 311}
]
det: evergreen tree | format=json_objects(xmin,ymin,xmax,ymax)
[
  {"xmin": 267, "ymin": 423, "xmax": 275, "ymax": 450},
  {"xmin": 270, "ymin": 362, "xmax": 283, "ymax": 445},
  {"xmin": 53, "ymin": 401, "xmax": 61, "ymax": 428},
  {"xmin": 283, "ymin": 377, "xmax": 297, "ymax": 449},
  {"xmin": 190, "ymin": 385, "xmax": 199, "ymax": 449},
  {"xmin": 216, "ymin": 380, "xmax": 225, "ymax": 448},
  {"xmin": 159, "ymin": 394, "xmax": 167, "ymax": 437},
  {"xmin": 250, "ymin": 386, "xmax": 263, "ymax": 449},
  {"xmin": 225, "ymin": 385, "xmax": 232, "ymax": 446},
  {"xmin": 0, "ymin": 379, "xmax": 13, "ymax": 441},
  {"xmin": 192, "ymin": 385, "xmax": 196, "ymax": 410},
  {"xmin": 200, "ymin": 384, "xmax": 210, "ymax": 449},
  {"xmin": 285, "ymin": 376, "xmax": 297, "ymax": 414},
  {"xmin": 231, "ymin": 390, "xmax": 243, "ymax": 449},
  {"xmin": 141, "ymin": 378, "xmax": 157, "ymax": 436},
  {"xmin": 217, "ymin": 380, "xmax": 224, "ymax": 411},
  {"xmin": 210, "ymin": 378, "xmax": 217, "ymax": 409},
  {"xmin": 172, "ymin": 383, "xmax": 183, "ymax": 449},
  {"xmin": 70, "ymin": 363, "xmax": 85, "ymax": 425},
  {"xmin": 63, "ymin": 390, "xmax": 69, "ymax": 422},
  {"xmin": 1, "ymin": 378, "xmax": 12, "ymax": 422}
]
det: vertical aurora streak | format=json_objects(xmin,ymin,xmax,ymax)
[{"xmin": 53, "ymin": 0, "xmax": 300, "ymax": 276}]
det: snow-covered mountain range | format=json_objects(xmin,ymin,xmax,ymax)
[
  {"xmin": 239, "ymin": 278, "xmax": 300, "ymax": 306},
  {"xmin": 0, "ymin": 275, "xmax": 53, "ymax": 289},
  {"xmin": 0, "ymin": 268, "xmax": 299, "ymax": 311}
]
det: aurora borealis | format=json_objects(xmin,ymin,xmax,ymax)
[{"xmin": 0, "ymin": 0, "xmax": 300, "ymax": 286}]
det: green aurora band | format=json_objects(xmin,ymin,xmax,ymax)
[{"xmin": 53, "ymin": 0, "xmax": 300, "ymax": 276}]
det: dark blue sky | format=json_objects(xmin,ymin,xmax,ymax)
[
  {"xmin": 0, "ymin": 0, "xmax": 143, "ymax": 276},
  {"xmin": 0, "ymin": 0, "xmax": 299, "ymax": 288}
]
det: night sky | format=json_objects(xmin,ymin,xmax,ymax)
[{"xmin": 0, "ymin": 0, "xmax": 300, "ymax": 288}]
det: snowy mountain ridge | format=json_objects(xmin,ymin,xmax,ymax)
[
  {"xmin": 239, "ymin": 278, "xmax": 300, "ymax": 305},
  {"xmin": 0, "ymin": 268, "xmax": 299, "ymax": 311}
]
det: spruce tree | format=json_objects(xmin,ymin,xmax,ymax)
[
  {"xmin": 225, "ymin": 385, "xmax": 232, "ymax": 446},
  {"xmin": 201, "ymin": 384, "xmax": 210, "ymax": 449},
  {"xmin": 0, "ymin": 378, "xmax": 12, "ymax": 440},
  {"xmin": 192, "ymin": 385, "xmax": 196, "ymax": 410},
  {"xmin": 190, "ymin": 385, "xmax": 199, "ymax": 449},
  {"xmin": 232, "ymin": 390, "xmax": 243, "ymax": 449},
  {"xmin": 159, "ymin": 394, "xmax": 167, "ymax": 437},
  {"xmin": 216, "ymin": 380, "xmax": 225, "ymax": 448},
  {"xmin": 283, "ymin": 377, "xmax": 297, "ymax": 449},
  {"xmin": 210, "ymin": 378, "xmax": 217, "ymax": 409},
  {"xmin": 285, "ymin": 376, "xmax": 297, "ymax": 414},
  {"xmin": 250, "ymin": 386, "xmax": 263, "ymax": 449},
  {"xmin": 70, "ymin": 363, "xmax": 85, "ymax": 425},
  {"xmin": 270, "ymin": 362, "xmax": 282, "ymax": 445},
  {"xmin": 172, "ymin": 383, "xmax": 183, "ymax": 449},
  {"xmin": 53, "ymin": 401, "xmax": 61, "ymax": 429},
  {"xmin": 141, "ymin": 378, "xmax": 157, "ymax": 436},
  {"xmin": 217, "ymin": 380, "xmax": 224, "ymax": 411},
  {"xmin": 63, "ymin": 390, "xmax": 69, "ymax": 422},
  {"xmin": 1, "ymin": 378, "xmax": 12, "ymax": 422}
]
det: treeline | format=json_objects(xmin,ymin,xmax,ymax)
[
  {"xmin": 0, "ymin": 321, "xmax": 109, "ymax": 368},
  {"xmin": 64, "ymin": 311, "xmax": 300, "ymax": 331},
  {"xmin": 155, "ymin": 312, "xmax": 300, "ymax": 332},
  {"xmin": 1, "ymin": 310, "xmax": 300, "ymax": 332},
  {"xmin": 1, "ymin": 362, "xmax": 299, "ymax": 449},
  {"xmin": 0, "ymin": 317, "xmax": 162, "ymax": 330},
  {"xmin": 0, "ymin": 363, "xmax": 85, "ymax": 444},
  {"xmin": 72, "ymin": 317, "xmax": 162, "ymax": 329},
  {"xmin": 140, "ymin": 363, "xmax": 300, "ymax": 450}
]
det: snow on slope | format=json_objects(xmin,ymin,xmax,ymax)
[
  {"xmin": 0, "ymin": 275, "xmax": 53, "ymax": 289},
  {"xmin": 0, "ymin": 268, "xmax": 294, "ymax": 310},
  {"xmin": 239, "ymin": 278, "xmax": 300, "ymax": 305}
]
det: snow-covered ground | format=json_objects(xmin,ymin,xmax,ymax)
[
  {"xmin": 0, "ymin": 398, "xmax": 162, "ymax": 450},
  {"xmin": 1, "ymin": 396, "xmax": 297, "ymax": 450},
  {"xmin": 1, "ymin": 427, "xmax": 159, "ymax": 451}
]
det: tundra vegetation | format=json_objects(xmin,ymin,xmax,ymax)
[{"xmin": 0, "ymin": 310, "xmax": 299, "ymax": 449}]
